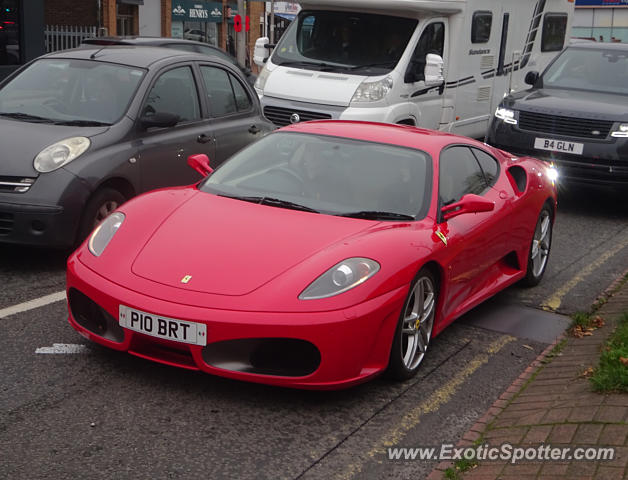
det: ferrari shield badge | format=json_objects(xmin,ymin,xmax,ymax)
[
  {"xmin": 181, "ymin": 275, "xmax": 192, "ymax": 284},
  {"xmin": 435, "ymin": 230, "xmax": 448, "ymax": 246}
]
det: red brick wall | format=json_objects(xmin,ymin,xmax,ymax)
[{"xmin": 45, "ymin": 0, "xmax": 98, "ymax": 26}]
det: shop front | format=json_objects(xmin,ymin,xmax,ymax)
[
  {"xmin": 171, "ymin": 0, "xmax": 223, "ymax": 47},
  {"xmin": 0, "ymin": 0, "xmax": 44, "ymax": 80}
]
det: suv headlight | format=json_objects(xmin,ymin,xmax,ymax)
[
  {"xmin": 611, "ymin": 124, "xmax": 628, "ymax": 138},
  {"xmin": 495, "ymin": 107, "xmax": 518, "ymax": 125},
  {"xmin": 34, "ymin": 137, "xmax": 90, "ymax": 173},
  {"xmin": 299, "ymin": 258, "xmax": 380, "ymax": 300},
  {"xmin": 254, "ymin": 64, "xmax": 271, "ymax": 95},
  {"xmin": 351, "ymin": 76, "xmax": 393, "ymax": 103},
  {"xmin": 88, "ymin": 212, "xmax": 125, "ymax": 256}
]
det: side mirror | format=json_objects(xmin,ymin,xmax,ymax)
[
  {"xmin": 525, "ymin": 71, "xmax": 539, "ymax": 86},
  {"xmin": 187, "ymin": 154, "xmax": 214, "ymax": 177},
  {"xmin": 254, "ymin": 37, "xmax": 271, "ymax": 67},
  {"xmin": 441, "ymin": 194, "xmax": 494, "ymax": 221},
  {"xmin": 424, "ymin": 53, "xmax": 445, "ymax": 87},
  {"xmin": 140, "ymin": 112, "xmax": 180, "ymax": 129}
]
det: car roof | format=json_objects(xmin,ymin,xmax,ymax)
[
  {"xmin": 82, "ymin": 36, "xmax": 218, "ymax": 49},
  {"xmin": 41, "ymin": 45, "xmax": 228, "ymax": 69}
]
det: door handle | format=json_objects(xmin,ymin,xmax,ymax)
[
  {"xmin": 197, "ymin": 134, "xmax": 212, "ymax": 144},
  {"xmin": 248, "ymin": 125, "xmax": 261, "ymax": 134}
]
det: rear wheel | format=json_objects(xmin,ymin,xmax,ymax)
[
  {"xmin": 387, "ymin": 268, "xmax": 437, "ymax": 380},
  {"xmin": 521, "ymin": 206, "xmax": 552, "ymax": 287},
  {"xmin": 76, "ymin": 187, "xmax": 126, "ymax": 245}
]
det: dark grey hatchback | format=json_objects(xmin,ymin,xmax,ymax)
[
  {"xmin": 0, "ymin": 46, "xmax": 273, "ymax": 247},
  {"xmin": 487, "ymin": 43, "xmax": 628, "ymax": 185}
]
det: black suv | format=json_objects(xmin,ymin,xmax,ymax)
[{"xmin": 487, "ymin": 43, "xmax": 628, "ymax": 185}]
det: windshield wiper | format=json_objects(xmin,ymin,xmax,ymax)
[
  {"xmin": 53, "ymin": 120, "xmax": 112, "ymax": 126},
  {"xmin": 219, "ymin": 194, "xmax": 319, "ymax": 213},
  {"xmin": 0, "ymin": 112, "xmax": 56, "ymax": 123},
  {"xmin": 277, "ymin": 60, "xmax": 337, "ymax": 71},
  {"xmin": 337, "ymin": 210, "xmax": 414, "ymax": 221},
  {"xmin": 348, "ymin": 61, "xmax": 397, "ymax": 71}
]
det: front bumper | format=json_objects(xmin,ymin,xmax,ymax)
[
  {"xmin": 67, "ymin": 255, "xmax": 407, "ymax": 390},
  {"xmin": 488, "ymin": 120, "xmax": 628, "ymax": 185}
]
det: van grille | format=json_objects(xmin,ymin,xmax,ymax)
[
  {"xmin": 263, "ymin": 106, "xmax": 332, "ymax": 127},
  {"xmin": 518, "ymin": 111, "xmax": 614, "ymax": 139},
  {"xmin": 0, "ymin": 212, "xmax": 15, "ymax": 236}
]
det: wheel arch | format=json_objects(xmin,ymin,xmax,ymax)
[{"xmin": 94, "ymin": 176, "xmax": 136, "ymax": 201}]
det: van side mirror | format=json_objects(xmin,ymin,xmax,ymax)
[
  {"xmin": 187, "ymin": 154, "xmax": 214, "ymax": 177},
  {"xmin": 441, "ymin": 194, "xmax": 494, "ymax": 221},
  {"xmin": 254, "ymin": 37, "xmax": 271, "ymax": 67},
  {"xmin": 139, "ymin": 111, "xmax": 180, "ymax": 129},
  {"xmin": 525, "ymin": 71, "xmax": 540, "ymax": 86},
  {"xmin": 424, "ymin": 53, "xmax": 445, "ymax": 87}
]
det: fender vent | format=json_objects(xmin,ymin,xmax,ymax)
[{"xmin": 507, "ymin": 165, "xmax": 527, "ymax": 193}]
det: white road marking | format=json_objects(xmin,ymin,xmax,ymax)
[
  {"xmin": 0, "ymin": 290, "xmax": 66, "ymax": 319},
  {"xmin": 35, "ymin": 343, "xmax": 89, "ymax": 354}
]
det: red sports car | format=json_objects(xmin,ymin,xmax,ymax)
[{"xmin": 67, "ymin": 121, "xmax": 557, "ymax": 389}]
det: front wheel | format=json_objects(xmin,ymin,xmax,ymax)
[
  {"xmin": 521, "ymin": 206, "xmax": 552, "ymax": 287},
  {"xmin": 387, "ymin": 268, "xmax": 438, "ymax": 381}
]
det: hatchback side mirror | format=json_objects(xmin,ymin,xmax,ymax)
[
  {"xmin": 140, "ymin": 111, "xmax": 180, "ymax": 129},
  {"xmin": 187, "ymin": 154, "xmax": 213, "ymax": 177},
  {"xmin": 525, "ymin": 71, "xmax": 540, "ymax": 87},
  {"xmin": 441, "ymin": 194, "xmax": 494, "ymax": 221}
]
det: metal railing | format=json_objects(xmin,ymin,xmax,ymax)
[{"xmin": 45, "ymin": 25, "xmax": 98, "ymax": 53}]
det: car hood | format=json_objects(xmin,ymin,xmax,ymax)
[
  {"xmin": 506, "ymin": 88, "xmax": 628, "ymax": 121},
  {"xmin": 131, "ymin": 193, "xmax": 377, "ymax": 296},
  {"xmin": 264, "ymin": 65, "xmax": 367, "ymax": 107},
  {"xmin": 0, "ymin": 118, "xmax": 109, "ymax": 177}
]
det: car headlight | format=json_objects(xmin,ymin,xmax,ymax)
[
  {"xmin": 299, "ymin": 258, "xmax": 380, "ymax": 300},
  {"xmin": 34, "ymin": 137, "xmax": 90, "ymax": 173},
  {"xmin": 351, "ymin": 76, "xmax": 393, "ymax": 103},
  {"xmin": 494, "ymin": 107, "xmax": 518, "ymax": 125},
  {"xmin": 611, "ymin": 124, "xmax": 628, "ymax": 138},
  {"xmin": 88, "ymin": 212, "xmax": 125, "ymax": 256},
  {"xmin": 254, "ymin": 64, "xmax": 271, "ymax": 95},
  {"xmin": 546, "ymin": 165, "xmax": 559, "ymax": 183}
]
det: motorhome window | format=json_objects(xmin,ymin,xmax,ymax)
[
  {"xmin": 409, "ymin": 22, "xmax": 445, "ymax": 82},
  {"xmin": 272, "ymin": 10, "xmax": 418, "ymax": 76},
  {"xmin": 472, "ymin": 11, "xmax": 492, "ymax": 43},
  {"xmin": 541, "ymin": 13, "xmax": 567, "ymax": 52}
]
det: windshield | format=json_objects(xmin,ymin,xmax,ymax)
[
  {"xmin": 0, "ymin": 59, "xmax": 146, "ymax": 124},
  {"xmin": 200, "ymin": 132, "xmax": 432, "ymax": 220},
  {"xmin": 272, "ymin": 10, "xmax": 418, "ymax": 75},
  {"xmin": 542, "ymin": 47, "xmax": 628, "ymax": 95}
]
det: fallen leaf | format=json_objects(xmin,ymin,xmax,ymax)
[
  {"xmin": 593, "ymin": 316, "xmax": 605, "ymax": 328},
  {"xmin": 583, "ymin": 332, "xmax": 593, "ymax": 336},
  {"xmin": 620, "ymin": 357, "xmax": 628, "ymax": 367},
  {"xmin": 579, "ymin": 367, "xmax": 594, "ymax": 378},
  {"xmin": 522, "ymin": 344, "xmax": 534, "ymax": 350}
]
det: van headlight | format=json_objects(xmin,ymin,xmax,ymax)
[
  {"xmin": 254, "ymin": 65, "xmax": 271, "ymax": 95},
  {"xmin": 88, "ymin": 212, "xmax": 125, "ymax": 256},
  {"xmin": 34, "ymin": 137, "xmax": 90, "ymax": 173},
  {"xmin": 495, "ymin": 107, "xmax": 518, "ymax": 125},
  {"xmin": 299, "ymin": 258, "xmax": 380, "ymax": 300},
  {"xmin": 351, "ymin": 76, "xmax": 393, "ymax": 103},
  {"xmin": 611, "ymin": 124, "xmax": 628, "ymax": 138}
]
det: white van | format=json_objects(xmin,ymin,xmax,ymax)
[{"xmin": 254, "ymin": 0, "xmax": 574, "ymax": 139}]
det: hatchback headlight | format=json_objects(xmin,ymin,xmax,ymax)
[
  {"xmin": 88, "ymin": 212, "xmax": 125, "ymax": 256},
  {"xmin": 495, "ymin": 107, "xmax": 518, "ymax": 125},
  {"xmin": 351, "ymin": 76, "xmax": 393, "ymax": 103},
  {"xmin": 299, "ymin": 258, "xmax": 380, "ymax": 300},
  {"xmin": 34, "ymin": 137, "xmax": 90, "ymax": 173},
  {"xmin": 611, "ymin": 124, "xmax": 628, "ymax": 138}
]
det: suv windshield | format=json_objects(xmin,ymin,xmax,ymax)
[
  {"xmin": 542, "ymin": 47, "xmax": 628, "ymax": 95},
  {"xmin": 272, "ymin": 11, "xmax": 417, "ymax": 75},
  {"xmin": 201, "ymin": 132, "xmax": 431, "ymax": 220},
  {"xmin": 0, "ymin": 59, "xmax": 145, "ymax": 124}
]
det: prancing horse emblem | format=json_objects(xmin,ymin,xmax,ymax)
[
  {"xmin": 290, "ymin": 113, "xmax": 301, "ymax": 124},
  {"xmin": 181, "ymin": 275, "xmax": 192, "ymax": 284}
]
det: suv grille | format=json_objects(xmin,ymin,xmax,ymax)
[
  {"xmin": 0, "ymin": 176, "xmax": 36, "ymax": 193},
  {"xmin": 0, "ymin": 212, "xmax": 14, "ymax": 236},
  {"xmin": 518, "ymin": 111, "xmax": 614, "ymax": 139},
  {"xmin": 264, "ymin": 106, "xmax": 331, "ymax": 127}
]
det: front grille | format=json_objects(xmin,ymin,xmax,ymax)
[
  {"xmin": 264, "ymin": 106, "xmax": 331, "ymax": 127},
  {"xmin": 0, "ymin": 212, "xmax": 14, "ymax": 236},
  {"xmin": 518, "ymin": 111, "xmax": 614, "ymax": 139},
  {"xmin": 0, "ymin": 176, "xmax": 36, "ymax": 193}
]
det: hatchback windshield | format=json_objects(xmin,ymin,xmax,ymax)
[
  {"xmin": 201, "ymin": 132, "xmax": 431, "ymax": 220},
  {"xmin": 0, "ymin": 59, "xmax": 145, "ymax": 125},
  {"xmin": 542, "ymin": 47, "xmax": 628, "ymax": 95},
  {"xmin": 272, "ymin": 11, "xmax": 418, "ymax": 75}
]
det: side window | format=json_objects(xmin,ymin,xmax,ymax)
[
  {"xmin": 542, "ymin": 13, "xmax": 567, "ymax": 52},
  {"xmin": 472, "ymin": 11, "xmax": 492, "ymax": 44},
  {"xmin": 229, "ymin": 74, "xmax": 252, "ymax": 111},
  {"xmin": 409, "ymin": 22, "xmax": 445, "ymax": 82},
  {"xmin": 470, "ymin": 148, "xmax": 499, "ymax": 187},
  {"xmin": 439, "ymin": 147, "xmax": 487, "ymax": 205},
  {"xmin": 200, "ymin": 66, "xmax": 237, "ymax": 116},
  {"xmin": 143, "ymin": 66, "xmax": 200, "ymax": 122}
]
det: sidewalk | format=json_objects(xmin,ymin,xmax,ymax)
[{"xmin": 430, "ymin": 273, "xmax": 628, "ymax": 480}]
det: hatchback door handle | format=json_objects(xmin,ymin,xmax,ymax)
[
  {"xmin": 197, "ymin": 134, "xmax": 212, "ymax": 144},
  {"xmin": 248, "ymin": 125, "xmax": 261, "ymax": 134}
]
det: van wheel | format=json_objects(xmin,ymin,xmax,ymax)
[{"xmin": 76, "ymin": 188, "xmax": 126, "ymax": 245}]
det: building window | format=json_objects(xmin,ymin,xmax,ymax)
[
  {"xmin": 0, "ymin": 0, "xmax": 20, "ymax": 65},
  {"xmin": 542, "ymin": 13, "xmax": 568, "ymax": 52},
  {"xmin": 472, "ymin": 11, "xmax": 492, "ymax": 44}
]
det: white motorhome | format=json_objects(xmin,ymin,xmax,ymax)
[{"xmin": 254, "ymin": 0, "xmax": 574, "ymax": 139}]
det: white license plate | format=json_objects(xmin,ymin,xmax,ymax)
[
  {"xmin": 119, "ymin": 305, "xmax": 207, "ymax": 346},
  {"xmin": 534, "ymin": 137, "xmax": 584, "ymax": 155}
]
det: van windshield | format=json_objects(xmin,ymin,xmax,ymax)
[{"xmin": 272, "ymin": 11, "xmax": 418, "ymax": 75}]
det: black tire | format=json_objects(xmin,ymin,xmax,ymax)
[
  {"xmin": 521, "ymin": 206, "xmax": 553, "ymax": 287},
  {"xmin": 387, "ymin": 268, "xmax": 438, "ymax": 381},
  {"xmin": 76, "ymin": 187, "xmax": 126, "ymax": 245}
]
